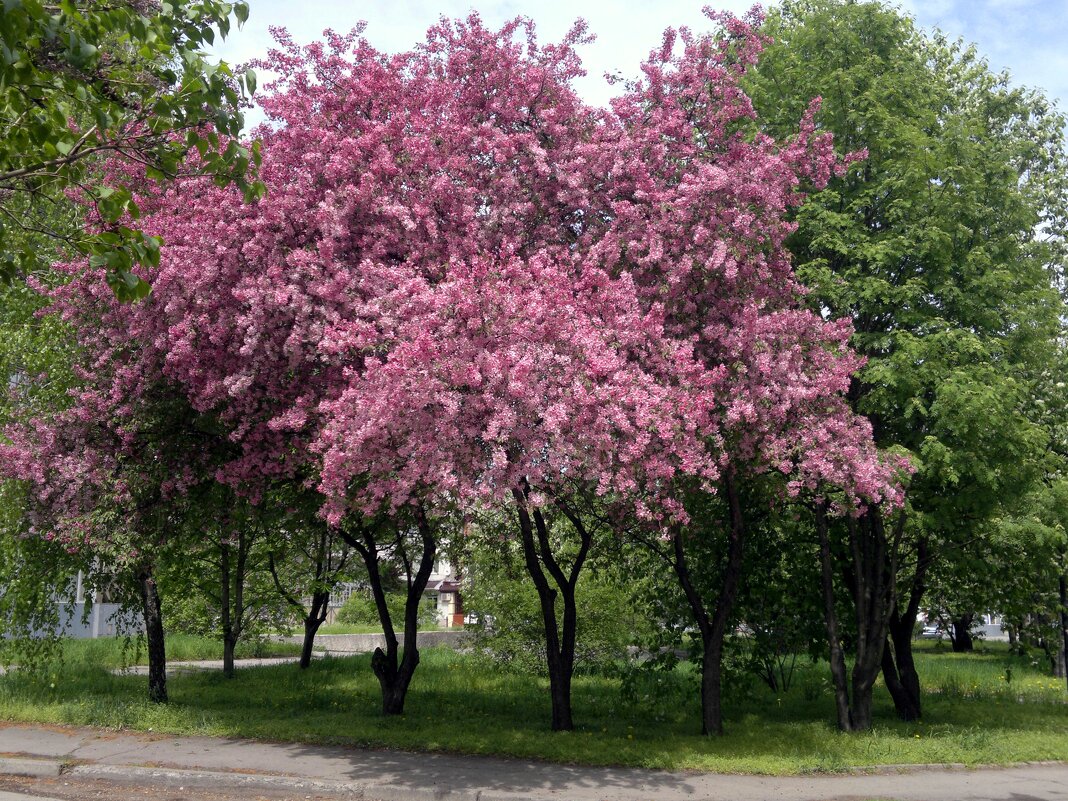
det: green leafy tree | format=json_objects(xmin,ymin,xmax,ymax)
[
  {"xmin": 0, "ymin": 198, "xmax": 83, "ymax": 669},
  {"xmin": 748, "ymin": 0, "xmax": 1067, "ymax": 726},
  {"xmin": 0, "ymin": 0, "xmax": 261, "ymax": 298}
]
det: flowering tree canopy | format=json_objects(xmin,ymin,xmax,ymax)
[
  {"xmin": 0, "ymin": 8, "xmax": 906, "ymax": 724},
  {"xmin": 2, "ymin": 4, "xmax": 905, "ymax": 549}
]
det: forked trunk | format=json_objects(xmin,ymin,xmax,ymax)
[
  {"xmin": 817, "ymin": 504, "xmax": 903, "ymax": 731},
  {"xmin": 300, "ymin": 590, "xmax": 330, "ymax": 669},
  {"xmin": 535, "ymin": 573, "xmax": 578, "ymax": 732},
  {"xmin": 882, "ymin": 538, "xmax": 927, "ymax": 721},
  {"xmin": 344, "ymin": 511, "xmax": 436, "ymax": 717},
  {"xmin": 511, "ymin": 486, "xmax": 591, "ymax": 732}
]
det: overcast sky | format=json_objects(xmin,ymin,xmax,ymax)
[{"xmin": 209, "ymin": 1, "xmax": 1068, "ymax": 126}]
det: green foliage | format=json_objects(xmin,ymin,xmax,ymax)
[
  {"xmin": 750, "ymin": 0, "xmax": 1065, "ymax": 515},
  {"xmin": 463, "ymin": 548, "xmax": 641, "ymax": 677},
  {"xmin": 0, "ymin": 260, "xmax": 82, "ymax": 666},
  {"xmin": 335, "ymin": 590, "xmax": 436, "ymax": 630},
  {"xmin": 0, "ymin": 480, "xmax": 86, "ymax": 669},
  {"xmin": 0, "ymin": 0, "xmax": 263, "ymax": 297},
  {"xmin": 732, "ymin": 513, "xmax": 828, "ymax": 693}
]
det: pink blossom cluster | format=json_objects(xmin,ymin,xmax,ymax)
[{"xmin": 2, "ymin": 8, "xmax": 904, "ymax": 548}]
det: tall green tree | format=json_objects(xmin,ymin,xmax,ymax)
[{"xmin": 748, "ymin": 0, "xmax": 1068, "ymax": 727}]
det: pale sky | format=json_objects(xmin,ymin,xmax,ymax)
[{"xmin": 209, "ymin": 0, "xmax": 1068, "ymax": 127}]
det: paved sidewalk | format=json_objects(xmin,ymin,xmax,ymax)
[{"xmin": 0, "ymin": 722, "xmax": 1065, "ymax": 801}]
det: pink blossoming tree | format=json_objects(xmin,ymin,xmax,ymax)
[{"xmin": 2, "ymin": 8, "xmax": 904, "ymax": 732}]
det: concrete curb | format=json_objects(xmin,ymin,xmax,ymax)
[
  {"xmin": 0, "ymin": 756, "xmax": 62, "ymax": 778},
  {"xmin": 63, "ymin": 762, "xmax": 543, "ymax": 801},
  {"xmin": 65, "ymin": 763, "xmax": 364, "ymax": 797},
  {"xmin": 810, "ymin": 759, "xmax": 1068, "ymax": 776}
]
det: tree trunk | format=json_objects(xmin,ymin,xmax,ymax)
[
  {"xmin": 1059, "ymin": 572, "xmax": 1068, "ymax": 690},
  {"xmin": 847, "ymin": 509, "xmax": 900, "ymax": 731},
  {"xmin": 882, "ymin": 538, "xmax": 927, "ymax": 721},
  {"xmin": 136, "ymin": 565, "xmax": 167, "ymax": 704},
  {"xmin": 512, "ymin": 487, "xmax": 591, "ymax": 732},
  {"xmin": 951, "ymin": 614, "xmax": 974, "ymax": 652},
  {"xmin": 222, "ymin": 634, "xmax": 237, "ymax": 677},
  {"xmin": 817, "ymin": 504, "xmax": 902, "ymax": 731},
  {"xmin": 300, "ymin": 590, "xmax": 330, "ymax": 669},
  {"xmin": 220, "ymin": 542, "xmax": 235, "ymax": 678},
  {"xmin": 883, "ymin": 620, "xmax": 921, "ymax": 721},
  {"xmin": 671, "ymin": 472, "xmax": 746, "ymax": 736},
  {"xmin": 700, "ymin": 633, "xmax": 725, "ymax": 736},
  {"xmin": 344, "ymin": 512, "xmax": 436, "ymax": 716},
  {"xmin": 850, "ymin": 675, "xmax": 874, "ymax": 731},
  {"xmin": 817, "ymin": 504, "xmax": 853, "ymax": 731}
]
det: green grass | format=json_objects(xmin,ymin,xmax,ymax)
[
  {"xmin": 45, "ymin": 634, "xmax": 302, "ymax": 669},
  {"xmin": 0, "ymin": 638, "xmax": 1064, "ymax": 774}
]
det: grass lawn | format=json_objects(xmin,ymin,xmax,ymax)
[
  {"xmin": 20, "ymin": 634, "xmax": 303, "ymax": 669},
  {"xmin": 0, "ymin": 638, "xmax": 1064, "ymax": 774}
]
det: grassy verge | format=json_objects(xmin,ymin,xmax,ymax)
[
  {"xmin": 0, "ymin": 639, "xmax": 1064, "ymax": 774},
  {"xmin": 45, "ymin": 634, "xmax": 302, "ymax": 669}
]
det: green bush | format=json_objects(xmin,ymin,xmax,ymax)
[
  {"xmin": 464, "ymin": 564, "xmax": 639, "ymax": 676},
  {"xmin": 336, "ymin": 590, "xmax": 436, "ymax": 630}
]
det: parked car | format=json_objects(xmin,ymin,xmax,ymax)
[{"xmin": 919, "ymin": 624, "xmax": 944, "ymax": 639}]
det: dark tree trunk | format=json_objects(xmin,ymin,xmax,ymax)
[
  {"xmin": 222, "ymin": 634, "xmax": 237, "ymax": 677},
  {"xmin": 268, "ymin": 533, "xmax": 341, "ymax": 671},
  {"xmin": 220, "ymin": 542, "xmax": 235, "ymax": 678},
  {"xmin": 882, "ymin": 538, "xmax": 927, "ymax": 721},
  {"xmin": 846, "ymin": 510, "xmax": 898, "ymax": 731},
  {"xmin": 300, "ymin": 590, "xmax": 330, "ymax": 669},
  {"xmin": 817, "ymin": 504, "xmax": 903, "ymax": 731},
  {"xmin": 817, "ymin": 504, "xmax": 853, "ymax": 731},
  {"xmin": 671, "ymin": 471, "xmax": 746, "ymax": 736},
  {"xmin": 951, "ymin": 614, "xmax": 974, "ymax": 652},
  {"xmin": 1057, "ymin": 572, "xmax": 1067, "ymax": 687},
  {"xmin": 511, "ymin": 487, "xmax": 592, "ymax": 732},
  {"xmin": 343, "ymin": 511, "xmax": 436, "ymax": 716},
  {"xmin": 883, "ymin": 619, "xmax": 921, "ymax": 721},
  {"xmin": 136, "ymin": 565, "xmax": 167, "ymax": 704}
]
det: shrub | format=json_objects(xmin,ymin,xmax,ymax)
[
  {"xmin": 336, "ymin": 590, "xmax": 436, "ymax": 629},
  {"xmin": 464, "ymin": 563, "xmax": 638, "ymax": 676}
]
